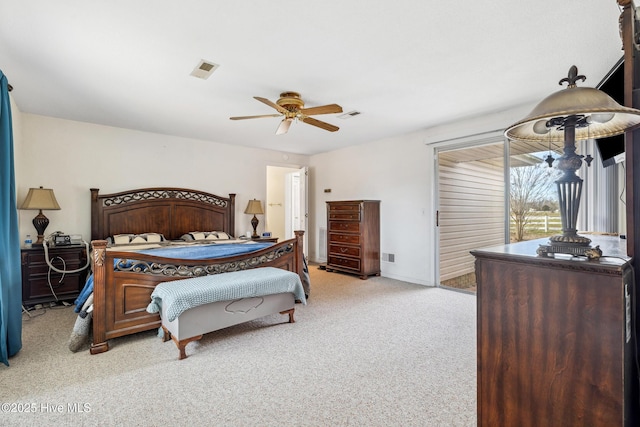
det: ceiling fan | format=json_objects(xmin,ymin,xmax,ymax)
[{"xmin": 230, "ymin": 91, "xmax": 343, "ymax": 135}]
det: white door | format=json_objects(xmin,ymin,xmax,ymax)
[{"xmin": 284, "ymin": 166, "xmax": 308, "ymax": 255}]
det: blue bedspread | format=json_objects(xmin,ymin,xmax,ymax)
[
  {"xmin": 146, "ymin": 267, "xmax": 306, "ymax": 322},
  {"xmin": 137, "ymin": 241, "xmax": 272, "ymax": 259},
  {"xmin": 74, "ymin": 241, "xmax": 273, "ymax": 312}
]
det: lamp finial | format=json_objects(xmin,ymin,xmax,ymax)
[{"xmin": 559, "ymin": 65, "xmax": 585, "ymax": 88}]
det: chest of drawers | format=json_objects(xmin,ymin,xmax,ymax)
[
  {"xmin": 472, "ymin": 237, "xmax": 637, "ymax": 426},
  {"xmin": 326, "ymin": 200, "xmax": 380, "ymax": 279}
]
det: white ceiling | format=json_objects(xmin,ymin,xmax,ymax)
[{"xmin": 0, "ymin": 1, "xmax": 627, "ymax": 155}]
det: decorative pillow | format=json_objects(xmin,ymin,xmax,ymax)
[
  {"xmin": 180, "ymin": 231, "xmax": 232, "ymax": 241},
  {"xmin": 109, "ymin": 233, "xmax": 165, "ymax": 245},
  {"xmin": 113, "ymin": 235, "xmax": 131, "ymax": 245}
]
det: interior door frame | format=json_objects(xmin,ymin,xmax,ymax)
[{"xmin": 284, "ymin": 166, "xmax": 308, "ymax": 255}]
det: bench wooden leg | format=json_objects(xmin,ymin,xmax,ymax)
[
  {"xmin": 280, "ymin": 308, "xmax": 295, "ymax": 323},
  {"xmin": 170, "ymin": 334, "xmax": 203, "ymax": 360}
]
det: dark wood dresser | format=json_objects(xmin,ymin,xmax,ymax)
[
  {"xmin": 472, "ymin": 236, "xmax": 637, "ymax": 426},
  {"xmin": 21, "ymin": 244, "xmax": 88, "ymax": 307},
  {"xmin": 326, "ymin": 200, "xmax": 380, "ymax": 279}
]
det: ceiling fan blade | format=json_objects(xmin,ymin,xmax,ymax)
[
  {"xmin": 230, "ymin": 114, "xmax": 282, "ymax": 120},
  {"xmin": 300, "ymin": 116, "xmax": 339, "ymax": 132},
  {"xmin": 276, "ymin": 118, "xmax": 293, "ymax": 135},
  {"xmin": 254, "ymin": 96, "xmax": 289, "ymax": 114},
  {"xmin": 299, "ymin": 103, "xmax": 343, "ymax": 116}
]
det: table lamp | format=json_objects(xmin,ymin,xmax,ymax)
[
  {"xmin": 505, "ymin": 65, "xmax": 640, "ymax": 258},
  {"xmin": 244, "ymin": 199, "xmax": 264, "ymax": 238},
  {"xmin": 19, "ymin": 186, "xmax": 61, "ymax": 245}
]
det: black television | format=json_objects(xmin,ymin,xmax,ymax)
[
  {"xmin": 596, "ymin": 134, "xmax": 625, "ymax": 167},
  {"xmin": 595, "ymin": 58, "xmax": 625, "ymax": 168}
]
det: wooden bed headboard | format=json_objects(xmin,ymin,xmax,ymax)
[{"xmin": 90, "ymin": 187, "xmax": 236, "ymax": 241}]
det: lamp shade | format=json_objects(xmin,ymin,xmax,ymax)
[
  {"xmin": 244, "ymin": 199, "xmax": 264, "ymax": 215},
  {"xmin": 19, "ymin": 187, "xmax": 61, "ymax": 210},
  {"xmin": 505, "ymin": 66, "xmax": 640, "ymax": 143}
]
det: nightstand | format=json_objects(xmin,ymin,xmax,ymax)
[
  {"xmin": 251, "ymin": 236, "xmax": 279, "ymax": 243},
  {"xmin": 21, "ymin": 244, "xmax": 88, "ymax": 307}
]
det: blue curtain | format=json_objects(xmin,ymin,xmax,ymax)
[{"xmin": 0, "ymin": 69, "xmax": 22, "ymax": 366}]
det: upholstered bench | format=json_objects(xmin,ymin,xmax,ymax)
[{"xmin": 146, "ymin": 267, "xmax": 306, "ymax": 360}]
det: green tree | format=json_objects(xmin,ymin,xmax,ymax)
[{"xmin": 510, "ymin": 163, "xmax": 560, "ymax": 241}]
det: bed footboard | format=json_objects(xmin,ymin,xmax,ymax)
[{"xmin": 89, "ymin": 231, "xmax": 305, "ymax": 354}]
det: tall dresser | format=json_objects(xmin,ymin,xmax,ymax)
[
  {"xmin": 326, "ymin": 200, "xmax": 380, "ymax": 279},
  {"xmin": 472, "ymin": 236, "xmax": 637, "ymax": 427}
]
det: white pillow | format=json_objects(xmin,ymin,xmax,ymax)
[
  {"xmin": 113, "ymin": 235, "xmax": 131, "ymax": 245},
  {"xmin": 145, "ymin": 233, "xmax": 163, "ymax": 243},
  {"xmin": 110, "ymin": 233, "xmax": 165, "ymax": 245}
]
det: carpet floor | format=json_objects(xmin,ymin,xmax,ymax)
[{"xmin": 1, "ymin": 265, "xmax": 477, "ymax": 426}]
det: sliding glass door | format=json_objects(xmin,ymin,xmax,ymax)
[{"xmin": 436, "ymin": 140, "xmax": 506, "ymax": 293}]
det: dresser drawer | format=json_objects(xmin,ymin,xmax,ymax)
[
  {"xmin": 328, "ymin": 221, "xmax": 361, "ymax": 233},
  {"xmin": 328, "ymin": 203, "xmax": 361, "ymax": 212},
  {"xmin": 24, "ymin": 257, "xmax": 84, "ymax": 275},
  {"xmin": 329, "ymin": 243, "xmax": 361, "ymax": 258},
  {"xmin": 328, "ymin": 211, "xmax": 361, "ymax": 221},
  {"xmin": 23, "ymin": 247, "xmax": 85, "ymax": 264},
  {"xmin": 23, "ymin": 275, "xmax": 84, "ymax": 301},
  {"xmin": 329, "ymin": 233, "xmax": 360, "ymax": 245},
  {"xmin": 328, "ymin": 256, "xmax": 361, "ymax": 272}
]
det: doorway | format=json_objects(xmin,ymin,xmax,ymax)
[{"xmin": 266, "ymin": 165, "xmax": 308, "ymax": 255}]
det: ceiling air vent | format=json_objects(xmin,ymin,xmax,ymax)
[
  {"xmin": 338, "ymin": 110, "xmax": 361, "ymax": 119},
  {"xmin": 190, "ymin": 59, "xmax": 220, "ymax": 80}
]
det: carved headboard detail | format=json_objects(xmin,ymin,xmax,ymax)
[{"xmin": 90, "ymin": 187, "xmax": 236, "ymax": 241}]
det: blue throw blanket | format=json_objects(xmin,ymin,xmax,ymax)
[{"xmin": 146, "ymin": 267, "xmax": 306, "ymax": 322}]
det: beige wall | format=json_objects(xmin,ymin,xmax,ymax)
[
  {"xmin": 310, "ymin": 131, "xmax": 435, "ymax": 285},
  {"xmin": 15, "ymin": 114, "xmax": 308, "ymax": 243}
]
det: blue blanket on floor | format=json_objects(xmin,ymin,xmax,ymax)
[{"xmin": 146, "ymin": 267, "xmax": 306, "ymax": 322}]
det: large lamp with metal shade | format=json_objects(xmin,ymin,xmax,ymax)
[{"xmin": 505, "ymin": 65, "xmax": 640, "ymax": 258}]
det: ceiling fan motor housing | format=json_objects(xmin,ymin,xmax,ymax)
[{"xmin": 277, "ymin": 92, "xmax": 305, "ymax": 111}]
